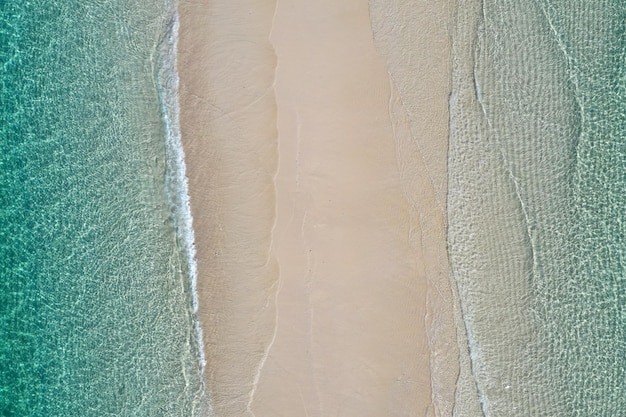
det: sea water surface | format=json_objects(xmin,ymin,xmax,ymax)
[
  {"xmin": 0, "ymin": 1, "xmax": 206, "ymax": 415},
  {"xmin": 449, "ymin": 0, "xmax": 625, "ymax": 416}
]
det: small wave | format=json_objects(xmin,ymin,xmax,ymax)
[{"xmin": 155, "ymin": 3, "xmax": 207, "ymax": 389}]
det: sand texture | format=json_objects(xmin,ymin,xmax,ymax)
[{"xmin": 178, "ymin": 0, "xmax": 456, "ymax": 415}]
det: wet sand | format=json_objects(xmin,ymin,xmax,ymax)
[{"xmin": 178, "ymin": 0, "xmax": 456, "ymax": 416}]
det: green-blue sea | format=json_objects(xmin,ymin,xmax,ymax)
[
  {"xmin": 0, "ymin": 1, "xmax": 206, "ymax": 415},
  {"xmin": 449, "ymin": 0, "xmax": 625, "ymax": 415}
]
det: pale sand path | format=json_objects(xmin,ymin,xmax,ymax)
[
  {"xmin": 178, "ymin": 0, "xmax": 455, "ymax": 416},
  {"xmin": 252, "ymin": 0, "xmax": 431, "ymax": 416}
]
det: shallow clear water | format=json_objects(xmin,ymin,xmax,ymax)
[
  {"xmin": 449, "ymin": 0, "xmax": 625, "ymax": 415},
  {"xmin": 0, "ymin": 1, "xmax": 205, "ymax": 415}
]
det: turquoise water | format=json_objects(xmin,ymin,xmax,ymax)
[
  {"xmin": 0, "ymin": 1, "xmax": 206, "ymax": 415},
  {"xmin": 449, "ymin": 0, "xmax": 625, "ymax": 415}
]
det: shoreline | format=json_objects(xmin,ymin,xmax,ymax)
[
  {"xmin": 157, "ymin": 10, "xmax": 206, "ymax": 376},
  {"xmin": 367, "ymin": 0, "xmax": 460, "ymax": 414},
  {"xmin": 178, "ymin": 0, "xmax": 457, "ymax": 415}
]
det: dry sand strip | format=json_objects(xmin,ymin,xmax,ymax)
[{"xmin": 178, "ymin": 0, "xmax": 457, "ymax": 416}]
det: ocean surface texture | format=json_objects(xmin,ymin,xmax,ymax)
[
  {"xmin": 449, "ymin": 0, "xmax": 625, "ymax": 416},
  {"xmin": 0, "ymin": 1, "xmax": 206, "ymax": 415}
]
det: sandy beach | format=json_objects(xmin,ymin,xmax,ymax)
[{"xmin": 178, "ymin": 0, "xmax": 456, "ymax": 415}]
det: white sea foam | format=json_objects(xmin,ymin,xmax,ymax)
[{"xmin": 155, "ymin": 6, "xmax": 208, "ymax": 413}]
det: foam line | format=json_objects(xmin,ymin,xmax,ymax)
[{"xmin": 155, "ymin": 4, "xmax": 208, "ymax": 406}]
